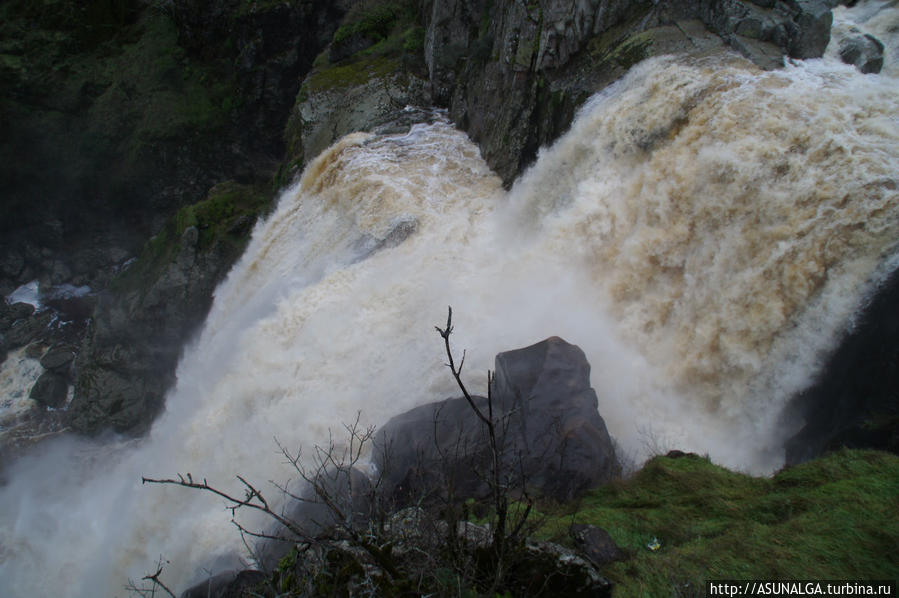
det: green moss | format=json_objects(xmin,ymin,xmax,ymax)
[
  {"xmin": 332, "ymin": 0, "xmax": 417, "ymax": 46},
  {"xmin": 585, "ymin": 2, "xmax": 655, "ymax": 72},
  {"xmin": 588, "ymin": 29, "xmax": 653, "ymax": 71},
  {"xmin": 535, "ymin": 450, "xmax": 899, "ymax": 597},
  {"xmin": 112, "ymin": 13, "xmax": 235, "ymax": 143},
  {"xmin": 301, "ymin": 54, "xmax": 402, "ymax": 96},
  {"xmin": 111, "ymin": 181, "xmax": 271, "ymax": 293},
  {"xmin": 402, "ymin": 26, "xmax": 425, "ymax": 55},
  {"xmin": 333, "ymin": 5, "xmax": 398, "ymax": 46}
]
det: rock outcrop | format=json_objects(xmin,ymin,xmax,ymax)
[
  {"xmin": 422, "ymin": 0, "xmax": 835, "ymax": 183},
  {"xmin": 287, "ymin": 1, "xmax": 837, "ymax": 188},
  {"xmin": 70, "ymin": 182, "xmax": 269, "ymax": 434},
  {"xmin": 1, "ymin": 0, "xmax": 354, "ymax": 434},
  {"xmin": 0, "ymin": 0, "xmax": 351, "ymax": 297},
  {"xmin": 839, "ymin": 32, "xmax": 884, "ymax": 74},
  {"xmin": 785, "ymin": 268, "xmax": 899, "ymax": 464},
  {"xmin": 375, "ymin": 337, "xmax": 620, "ymax": 504}
]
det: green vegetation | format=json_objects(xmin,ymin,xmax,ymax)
[
  {"xmin": 112, "ymin": 181, "xmax": 271, "ymax": 292},
  {"xmin": 536, "ymin": 450, "xmax": 899, "ymax": 597},
  {"xmin": 301, "ymin": 54, "xmax": 403, "ymax": 96},
  {"xmin": 204, "ymin": 449, "xmax": 898, "ymax": 597},
  {"xmin": 332, "ymin": 0, "xmax": 418, "ymax": 48},
  {"xmin": 585, "ymin": 2, "xmax": 655, "ymax": 71},
  {"xmin": 280, "ymin": 0, "xmax": 426, "ymax": 180},
  {"xmin": 0, "ymin": 0, "xmax": 243, "ymax": 225}
]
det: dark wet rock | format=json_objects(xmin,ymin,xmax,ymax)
[
  {"xmin": 179, "ymin": 569, "xmax": 266, "ymax": 598},
  {"xmin": 70, "ymin": 227, "xmax": 222, "ymax": 433},
  {"xmin": 786, "ymin": 268, "xmax": 899, "ymax": 463},
  {"xmin": 506, "ymin": 541, "xmax": 613, "ymax": 597},
  {"xmin": 0, "ymin": 302, "xmax": 36, "ymax": 331},
  {"xmin": 666, "ymin": 449, "xmax": 701, "ymax": 459},
  {"xmin": 40, "ymin": 346, "xmax": 76, "ymax": 374},
  {"xmin": 24, "ymin": 343, "xmax": 46, "ymax": 359},
  {"xmin": 30, "ymin": 371, "xmax": 69, "ymax": 409},
  {"xmin": 839, "ymin": 33, "xmax": 884, "ymax": 74},
  {"xmin": 5, "ymin": 311, "xmax": 54, "ymax": 349},
  {"xmin": 0, "ymin": 251, "xmax": 24, "ymax": 279},
  {"xmin": 417, "ymin": 0, "xmax": 834, "ymax": 185},
  {"xmin": 375, "ymin": 337, "xmax": 620, "ymax": 505},
  {"xmin": 70, "ymin": 182, "xmax": 271, "ymax": 434},
  {"xmin": 571, "ymin": 523, "xmax": 627, "ymax": 566},
  {"xmin": 353, "ymin": 218, "xmax": 419, "ymax": 262}
]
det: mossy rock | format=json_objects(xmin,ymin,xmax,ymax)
[{"xmin": 112, "ymin": 181, "xmax": 270, "ymax": 294}]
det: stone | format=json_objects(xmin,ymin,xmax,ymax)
[
  {"xmin": 0, "ymin": 301, "xmax": 36, "ymax": 331},
  {"xmin": 24, "ymin": 343, "xmax": 46, "ymax": 359},
  {"xmin": 571, "ymin": 523, "xmax": 626, "ymax": 566},
  {"xmin": 786, "ymin": 267, "xmax": 899, "ymax": 463},
  {"xmin": 40, "ymin": 346, "xmax": 75, "ymax": 373},
  {"xmin": 505, "ymin": 541, "xmax": 613, "ymax": 597},
  {"xmin": 30, "ymin": 371, "xmax": 69, "ymax": 409},
  {"xmin": 0, "ymin": 250, "xmax": 24, "ymax": 278},
  {"xmin": 374, "ymin": 337, "xmax": 620, "ymax": 505},
  {"xmin": 4, "ymin": 310, "xmax": 53, "ymax": 349},
  {"xmin": 787, "ymin": 0, "xmax": 834, "ymax": 59},
  {"xmin": 491, "ymin": 336, "xmax": 622, "ymax": 499},
  {"xmin": 839, "ymin": 33, "xmax": 884, "ymax": 74}
]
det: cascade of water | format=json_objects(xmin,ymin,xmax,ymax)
[{"xmin": 0, "ymin": 3, "xmax": 896, "ymax": 595}]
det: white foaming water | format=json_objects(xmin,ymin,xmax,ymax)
[
  {"xmin": 0, "ymin": 348, "xmax": 42, "ymax": 431},
  {"xmin": 2, "ymin": 4, "xmax": 898, "ymax": 595},
  {"xmin": 6, "ymin": 280, "xmax": 41, "ymax": 310}
]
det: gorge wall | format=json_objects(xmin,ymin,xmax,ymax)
[
  {"xmin": 1, "ymin": 0, "xmax": 893, "ymax": 483},
  {"xmin": 0, "ymin": 1, "xmax": 897, "ymax": 596}
]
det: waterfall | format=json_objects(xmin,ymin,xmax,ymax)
[{"xmin": 1, "ymin": 2, "xmax": 897, "ymax": 595}]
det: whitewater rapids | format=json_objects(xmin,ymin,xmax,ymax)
[{"xmin": 1, "ymin": 3, "xmax": 898, "ymax": 595}]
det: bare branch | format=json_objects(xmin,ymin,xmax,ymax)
[
  {"xmin": 141, "ymin": 474, "xmax": 306, "ymax": 539},
  {"xmin": 136, "ymin": 557, "xmax": 176, "ymax": 598}
]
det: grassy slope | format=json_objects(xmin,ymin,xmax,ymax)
[{"xmin": 538, "ymin": 449, "xmax": 899, "ymax": 597}]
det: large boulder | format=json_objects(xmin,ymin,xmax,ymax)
[
  {"xmin": 40, "ymin": 346, "xmax": 76, "ymax": 374},
  {"xmin": 29, "ymin": 371, "xmax": 69, "ymax": 409},
  {"xmin": 570, "ymin": 523, "xmax": 627, "ymax": 566},
  {"xmin": 505, "ymin": 541, "xmax": 613, "ymax": 597},
  {"xmin": 839, "ymin": 33, "xmax": 884, "ymax": 74},
  {"xmin": 374, "ymin": 337, "xmax": 620, "ymax": 505}
]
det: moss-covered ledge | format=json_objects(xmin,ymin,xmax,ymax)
[
  {"xmin": 71, "ymin": 181, "xmax": 273, "ymax": 434},
  {"xmin": 279, "ymin": 0, "xmax": 430, "ymax": 184}
]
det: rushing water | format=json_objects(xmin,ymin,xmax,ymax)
[{"xmin": 1, "ymin": 3, "xmax": 898, "ymax": 596}]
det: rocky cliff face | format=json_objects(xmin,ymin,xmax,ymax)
[
  {"xmin": 0, "ymin": 0, "xmax": 352, "ymax": 435},
  {"xmin": 283, "ymin": 0, "xmax": 837, "ymax": 186},
  {"xmin": 785, "ymin": 267, "xmax": 899, "ymax": 464},
  {"xmin": 421, "ymin": 0, "xmax": 835, "ymax": 183},
  {"xmin": 0, "ymin": 0, "xmax": 351, "ymax": 298},
  {"xmin": 69, "ymin": 182, "xmax": 269, "ymax": 433},
  {"xmin": 12, "ymin": 0, "xmax": 881, "ymax": 447}
]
